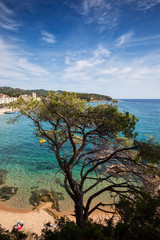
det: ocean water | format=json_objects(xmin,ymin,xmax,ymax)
[
  {"xmin": 90, "ymin": 99, "xmax": 160, "ymax": 142},
  {"xmin": 118, "ymin": 99, "xmax": 160, "ymax": 142},
  {"xmin": 0, "ymin": 99, "xmax": 159, "ymax": 209}
]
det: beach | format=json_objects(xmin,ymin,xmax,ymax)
[
  {"xmin": 0, "ymin": 201, "xmax": 112, "ymax": 236},
  {"xmin": 0, "ymin": 202, "xmax": 76, "ymax": 235},
  {"xmin": 0, "ymin": 202, "xmax": 56, "ymax": 235},
  {"xmin": 0, "ymin": 107, "xmax": 15, "ymax": 115}
]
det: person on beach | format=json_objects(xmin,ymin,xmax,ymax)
[
  {"xmin": 13, "ymin": 221, "xmax": 24, "ymax": 231},
  {"xmin": 44, "ymin": 221, "xmax": 57, "ymax": 230}
]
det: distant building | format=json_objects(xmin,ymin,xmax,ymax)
[
  {"xmin": 10, "ymin": 97, "xmax": 17, "ymax": 102},
  {"xmin": 0, "ymin": 94, "xmax": 17, "ymax": 104},
  {"xmin": 19, "ymin": 94, "xmax": 31, "ymax": 100},
  {"xmin": 32, "ymin": 92, "xmax": 37, "ymax": 99},
  {"xmin": 0, "ymin": 94, "xmax": 6, "ymax": 104},
  {"xmin": 0, "ymin": 92, "xmax": 39, "ymax": 105}
]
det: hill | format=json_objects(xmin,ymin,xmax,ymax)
[
  {"xmin": 0, "ymin": 87, "xmax": 112, "ymax": 102},
  {"xmin": 0, "ymin": 87, "xmax": 47, "ymax": 98},
  {"xmin": 76, "ymin": 92, "xmax": 112, "ymax": 102}
]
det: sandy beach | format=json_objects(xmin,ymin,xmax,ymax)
[
  {"xmin": 0, "ymin": 107, "xmax": 14, "ymax": 115},
  {"xmin": 0, "ymin": 201, "xmax": 112, "ymax": 236},
  {"xmin": 0, "ymin": 202, "xmax": 58, "ymax": 235}
]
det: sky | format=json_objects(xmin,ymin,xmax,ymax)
[{"xmin": 0, "ymin": 0, "xmax": 160, "ymax": 98}]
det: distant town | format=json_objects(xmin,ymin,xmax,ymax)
[
  {"xmin": 0, "ymin": 87, "xmax": 112, "ymax": 105},
  {"xmin": 0, "ymin": 92, "xmax": 41, "ymax": 105}
]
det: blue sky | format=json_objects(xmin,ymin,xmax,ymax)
[{"xmin": 0, "ymin": 0, "xmax": 160, "ymax": 98}]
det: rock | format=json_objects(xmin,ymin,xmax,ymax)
[
  {"xmin": 29, "ymin": 189, "xmax": 62, "ymax": 211},
  {"xmin": 0, "ymin": 169, "xmax": 8, "ymax": 185},
  {"xmin": 0, "ymin": 186, "xmax": 18, "ymax": 200}
]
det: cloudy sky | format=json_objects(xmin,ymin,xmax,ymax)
[{"xmin": 0, "ymin": 0, "xmax": 160, "ymax": 98}]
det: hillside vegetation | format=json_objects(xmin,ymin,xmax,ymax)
[
  {"xmin": 0, "ymin": 87, "xmax": 112, "ymax": 101},
  {"xmin": 0, "ymin": 87, "xmax": 47, "ymax": 98},
  {"xmin": 76, "ymin": 92, "xmax": 112, "ymax": 101}
]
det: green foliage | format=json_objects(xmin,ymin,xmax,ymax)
[
  {"xmin": 0, "ymin": 86, "xmax": 48, "ymax": 98},
  {"xmin": 29, "ymin": 189, "xmax": 64, "ymax": 211},
  {"xmin": 0, "ymin": 226, "xmax": 27, "ymax": 240},
  {"xmin": 14, "ymin": 91, "xmax": 138, "ymax": 141},
  {"xmin": 46, "ymin": 91, "xmax": 87, "ymax": 119},
  {"xmin": 29, "ymin": 189, "xmax": 60, "ymax": 211},
  {"xmin": 6, "ymin": 117, "xmax": 19, "ymax": 125},
  {"xmin": 137, "ymin": 138, "xmax": 160, "ymax": 164},
  {"xmin": 84, "ymin": 102, "xmax": 138, "ymax": 138},
  {"xmin": 41, "ymin": 217, "xmax": 112, "ymax": 240},
  {"xmin": 44, "ymin": 208, "xmax": 58, "ymax": 219},
  {"xmin": 51, "ymin": 200, "xmax": 57, "ymax": 209},
  {"xmin": 115, "ymin": 193, "xmax": 160, "ymax": 240},
  {"xmin": 0, "ymin": 87, "xmax": 112, "ymax": 101},
  {"xmin": 76, "ymin": 92, "xmax": 112, "ymax": 102}
]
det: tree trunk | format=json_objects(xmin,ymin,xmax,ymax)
[
  {"xmin": 83, "ymin": 210, "xmax": 89, "ymax": 224},
  {"xmin": 75, "ymin": 196, "xmax": 85, "ymax": 227}
]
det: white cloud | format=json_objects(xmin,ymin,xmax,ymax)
[
  {"xmin": 67, "ymin": 0, "xmax": 118, "ymax": 28},
  {"xmin": 61, "ymin": 43, "xmax": 160, "ymax": 97},
  {"xmin": 115, "ymin": 33, "xmax": 160, "ymax": 49},
  {"xmin": 41, "ymin": 31, "xmax": 56, "ymax": 44},
  {"xmin": 68, "ymin": 0, "xmax": 160, "ymax": 29},
  {"xmin": 101, "ymin": 68, "xmax": 119, "ymax": 75},
  {"xmin": 76, "ymin": 60, "xmax": 93, "ymax": 68},
  {"xmin": 64, "ymin": 50, "xmax": 87, "ymax": 65},
  {"xmin": 0, "ymin": 2, "xmax": 12, "ymax": 14},
  {"xmin": 119, "ymin": 67, "xmax": 132, "ymax": 73},
  {"xmin": 62, "ymin": 45, "xmax": 110, "ymax": 82},
  {"xmin": 81, "ymin": 0, "xmax": 110, "ymax": 16},
  {"xmin": 94, "ymin": 44, "xmax": 110, "ymax": 57},
  {"xmin": 126, "ymin": 0, "xmax": 160, "ymax": 10},
  {"xmin": 65, "ymin": 56, "xmax": 71, "ymax": 65},
  {"xmin": 0, "ymin": 37, "xmax": 50, "ymax": 87},
  {"xmin": 0, "ymin": 1, "xmax": 20, "ymax": 31},
  {"xmin": 116, "ymin": 31, "xmax": 134, "ymax": 46}
]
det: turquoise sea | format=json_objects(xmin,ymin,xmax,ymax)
[{"xmin": 0, "ymin": 99, "xmax": 160, "ymax": 209}]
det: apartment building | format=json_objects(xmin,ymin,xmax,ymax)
[{"xmin": 0, "ymin": 94, "xmax": 17, "ymax": 104}]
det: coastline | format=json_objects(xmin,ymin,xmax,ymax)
[
  {"xmin": 0, "ymin": 201, "xmax": 113, "ymax": 235},
  {"xmin": 0, "ymin": 107, "xmax": 14, "ymax": 115},
  {"xmin": 88, "ymin": 100, "xmax": 108, "ymax": 102},
  {"xmin": 0, "ymin": 203, "xmax": 56, "ymax": 235},
  {"xmin": 0, "ymin": 201, "xmax": 71, "ymax": 235}
]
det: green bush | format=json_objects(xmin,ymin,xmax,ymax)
[
  {"xmin": 0, "ymin": 226, "xmax": 27, "ymax": 240},
  {"xmin": 41, "ymin": 217, "xmax": 112, "ymax": 240},
  {"xmin": 114, "ymin": 193, "xmax": 160, "ymax": 240}
]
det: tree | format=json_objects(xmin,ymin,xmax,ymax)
[
  {"xmin": 114, "ymin": 193, "xmax": 160, "ymax": 240},
  {"xmin": 13, "ymin": 91, "xmax": 160, "ymax": 227}
]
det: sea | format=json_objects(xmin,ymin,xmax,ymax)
[{"xmin": 0, "ymin": 99, "xmax": 160, "ymax": 209}]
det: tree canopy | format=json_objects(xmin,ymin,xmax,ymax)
[{"xmin": 12, "ymin": 91, "xmax": 160, "ymax": 227}]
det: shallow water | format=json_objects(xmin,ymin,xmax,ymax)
[{"xmin": 0, "ymin": 99, "xmax": 159, "ymax": 209}]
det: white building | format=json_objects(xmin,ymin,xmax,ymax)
[
  {"xmin": 0, "ymin": 94, "xmax": 10, "ymax": 104},
  {"xmin": 32, "ymin": 92, "xmax": 37, "ymax": 99},
  {"xmin": 0, "ymin": 92, "xmax": 39, "ymax": 104},
  {"xmin": 0, "ymin": 94, "xmax": 18, "ymax": 104},
  {"xmin": 19, "ymin": 94, "xmax": 31, "ymax": 100}
]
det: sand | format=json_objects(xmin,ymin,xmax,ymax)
[
  {"xmin": 0, "ymin": 202, "xmax": 59, "ymax": 235},
  {"xmin": 0, "ymin": 201, "xmax": 113, "ymax": 236},
  {"xmin": 0, "ymin": 107, "xmax": 12, "ymax": 115}
]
